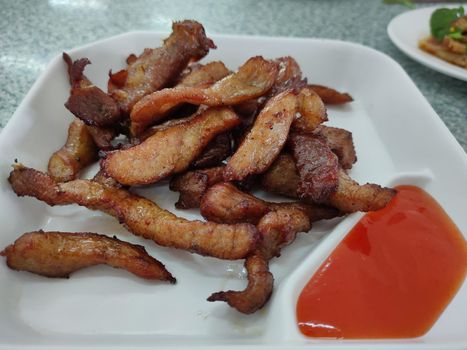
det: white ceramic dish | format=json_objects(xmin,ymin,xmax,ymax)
[
  {"xmin": 0, "ymin": 32, "xmax": 466, "ymax": 350},
  {"xmin": 387, "ymin": 4, "xmax": 467, "ymax": 81}
]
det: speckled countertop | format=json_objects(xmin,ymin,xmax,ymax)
[{"xmin": 0, "ymin": 0, "xmax": 466, "ymax": 150}]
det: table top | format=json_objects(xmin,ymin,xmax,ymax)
[{"xmin": 1, "ymin": 0, "xmax": 465, "ymax": 150}]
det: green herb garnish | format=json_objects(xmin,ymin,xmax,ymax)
[{"xmin": 430, "ymin": 6, "xmax": 464, "ymax": 41}]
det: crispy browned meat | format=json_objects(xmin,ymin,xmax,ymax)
[
  {"xmin": 260, "ymin": 154, "xmax": 395, "ymax": 212},
  {"xmin": 9, "ymin": 165, "xmax": 258, "ymax": 260},
  {"xmin": 108, "ymin": 20, "xmax": 216, "ymax": 115},
  {"xmin": 200, "ymin": 182, "xmax": 340, "ymax": 225},
  {"xmin": 177, "ymin": 61, "xmax": 230, "ymax": 88},
  {"xmin": 270, "ymin": 56, "xmax": 307, "ymax": 97},
  {"xmin": 102, "ymin": 107, "xmax": 240, "ymax": 185},
  {"xmin": 1, "ymin": 231, "xmax": 175, "ymax": 282},
  {"xmin": 47, "ymin": 119, "xmax": 97, "ymax": 182},
  {"xmin": 63, "ymin": 53, "xmax": 121, "ymax": 127},
  {"xmin": 289, "ymin": 133, "xmax": 339, "ymax": 203},
  {"xmin": 293, "ymin": 87, "xmax": 327, "ymax": 134},
  {"xmin": 257, "ymin": 207, "xmax": 311, "ymax": 260},
  {"xmin": 86, "ymin": 125, "xmax": 118, "ymax": 150},
  {"xmin": 92, "ymin": 169, "xmax": 122, "ymax": 188},
  {"xmin": 207, "ymin": 251, "xmax": 273, "ymax": 314},
  {"xmin": 224, "ymin": 91, "xmax": 297, "ymax": 182},
  {"xmin": 314, "ymin": 125, "xmax": 357, "ymax": 170},
  {"xmin": 308, "ymin": 84, "xmax": 353, "ymax": 105},
  {"xmin": 207, "ymin": 207, "xmax": 310, "ymax": 314},
  {"xmin": 330, "ymin": 169, "xmax": 396, "ymax": 213},
  {"xmin": 191, "ymin": 133, "xmax": 232, "ymax": 169},
  {"xmin": 169, "ymin": 166, "xmax": 225, "ymax": 209},
  {"xmin": 130, "ymin": 56, "xmax": 278, "ymax": 135},
  {"xmin": 261, "ymin": 153, "xmax": 301, "ymax": 198}
]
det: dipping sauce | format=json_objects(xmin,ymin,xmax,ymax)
[{"xmin": 296, "ymin": 185, "xmax": 466, "ymax": 339}]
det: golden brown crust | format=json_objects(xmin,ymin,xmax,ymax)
[
  {"xmin": 177, "ymin": 61, "xmax": 230, "ymax": 88},
  {"xmin": 169, "ymin": 166, "xmax": 225, "ymax": 209},
  {"xmin": 109, "ymin": 20, "xmax": 216, "ymax": 115},
  {"xmin": 47, "ymin": 119, "xmax": 98, "ymax": 182},
  {"xmin": 200, "ymin": 182, "xmax": 339, "ymax": 225},
  {"xmin": 308, "ymin": 84, "xmax": 353, "ymax": 105},
  {"xmin": 8, "ymin": 165, "xmax": 259, "ymax": 260},
  {"xmin": 63, "ymin": 53, "xmax": 121, "ymax": 128},
  {"xmin": 292, "ymin": 87, "xmax": 327, "ymax": 133},
  {"xmin": 130, "ymin": 56, "xmax": 278, "ymax": 135},
  {"xmin": 1, "ymin": 231, "xmax": 175, "ymax": 282},
  {"xmin": 260, "ymin": 154, "xmax": 395, "ymax": 213},
  {"xmin": 224, "ymin": 91, "xmax": 297, "ymax": 182},
  {"xmin": 329, "ymin": 169, "xmax": 396, "ymax": 213},
  {"xmin": 102, "ymin": 107, "xmax": 240, "ymax": 185},
  {"xmin": 289, "ymin": 133, "xmax": 339, "ymax": 203}
]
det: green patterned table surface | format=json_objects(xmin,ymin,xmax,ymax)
[{"xmin": 1, "ymin": 0, "xmax": 465, "ymax": 150}]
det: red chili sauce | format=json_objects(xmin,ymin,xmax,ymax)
[{"xmin": 296, "ymin": 185, "xmax": 466, "ymax": 339}]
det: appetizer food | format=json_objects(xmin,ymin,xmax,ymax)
[
  {"xmin": 4, "ymin": 19, "xmax": 396, "ymax": 315},
  {"xmin": 419, "ymin": 6, "xmax": 467, "ymax": 69},
  {"xmin": 1, "ymin": 231, "xmax": 175, "ymax": 282}
]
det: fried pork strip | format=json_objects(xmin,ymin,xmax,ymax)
[
  {"xmin": 130, "ymin": 56, "xmax": 278, "ymax": 135},
  {"xmin": 293, "ymin": 87, "xmax": 327, "ymax": 134},
  {"xmin": 102, "ymin": 107, "xmax": 240, "ymax": 186},
  {"xmin": 289, "ymin": 133, "xmax": 339, "ymax": 203},
  {"xmin": 177, "ymin": 61, "xmax": 230, "ymax": 88},
  {"xmin": 208, "ymin": 207, "xmax": 310, "ymax": 314},
  {"xmin": 169, "ymin": 166, "xmax": 225, "ymax": 209},
  {"xmin": 308, "ymin": 84, "xmax": 353, "ymax": 105},
  {"xmin": 261, "ymin": 154, "xmax": 395, "ymax": 212},
  {"xmin": 314, "ymin": 125, "xmax": 356, "ymax": 170},
  {"xmin": 200, "ymin": 182, "xmax": 340, "ymax": 225},
  {"xmin": 1, "ymin": 231, "xmax": 175, "ymax": 282},
  {"xmin": 109, "ymin": 20, "xmax": 216, "ymax": 115},
  {"xmin": 9, "ymin": 165, "xmax": 258, "ymax": 260},
  {"xmin": 224, "ymin": 91, "xmax": 297, "ymax": 182},
  {"xmin": 47, "ymin": 118, "xmax": 97, "ymax": 182},
  {"xmin": 63, "ymin": 53, "xmax": 121, "ymax": 128}
]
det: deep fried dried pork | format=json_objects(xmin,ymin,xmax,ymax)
[
  {"xmin": 293, "ymin": 87, "xmax": 327, "ymax": 134},
  {"xmin": 309, "ymin": 84, "xmax": 353, "ymax": 105},
  {"xmin": 9, "ymin": 165, "xmax": 258, "ymax": 260},
  {"xmin": 47, "ymin": 118, "xmax": 97, "ymax": 182},
  {"xmin": 207, "ymin": 207, "xmax": 310, "ymax": 314},
  {"xmin": 130, "ymin": 56, "xmax": 278, "ymax": 135},
  {"xmin": 108, "ymin": 20, "xmax": 216, "ymax": 115},
  {"xmin": 314, "ymin": 125, "xmax": 356, "ymax": 170},
  {"xmin": 200, "ymin": 182, "xmax": 340, "ymax": 225},
  {"xmin": 63, "ymin": 53, "xmax": 121, "ymax": 128},
  {"xmin": 177, "ymin": 61, "xmax": 230, "ymax": 88},
  {"xmin": 261, "ymin": 154, "xmax": 395, "ymax": 212},
  {"xmin": 289, "ymin": 133, "xmax": 339, "ymax": 203},
  {"xmin": 169, "ymin": 166, "xmax": 225, "ymax": 209},
  {"xmin": 223, "ymin": 91, "xmax": 297, "ymax": 182},
  {"xmin": 102, "ymin": 107, "xmax": 240, "ymax": 185},
  {"xmin": 207, "ymin": 251, "xmax": 273, "ymax": 314},
  {"xmin": 191, "ymin": 133, "xmax": 232, "ymax": 169},
  {"xmin": 1, "ymin": 231, "xmax": 175, "ymax": 282}
]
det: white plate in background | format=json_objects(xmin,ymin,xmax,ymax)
[
  {"xmin": 0, "ymin": 32, "xmax": 466, "ymax": 349},
  {"xmin": 387, "ymin": 5, "xmax": 467, "ymax": 81}
]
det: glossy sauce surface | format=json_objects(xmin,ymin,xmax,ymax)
[{"xmin": 296, "ymin": 185, "xmax": 466, "ymax": 339}]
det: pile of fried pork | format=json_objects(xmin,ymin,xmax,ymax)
[{"xmin": 2, "ymin": 20, "xmax": 396, "ymax": 314}]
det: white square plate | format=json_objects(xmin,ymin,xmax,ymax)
[{"xmin": 0, "ymin": 32, "xmax": 466, "ymax": 349}]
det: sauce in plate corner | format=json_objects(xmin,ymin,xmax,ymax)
[{"xmin": 296, "ymin": 185, "xmax": 467, "ymax": 339}]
